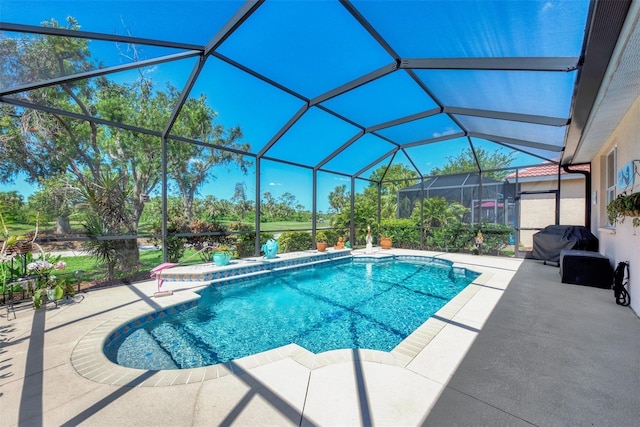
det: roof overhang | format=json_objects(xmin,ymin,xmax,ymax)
[{"xmin": 563, "ymin": 0, "xmax": 637, "ymax": 164}]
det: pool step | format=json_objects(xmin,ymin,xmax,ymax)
[
  {"xmin": 150, "ymin": 324, "xmax": 213, "ymax": 369},
  {"xmin": 114, "ymin": 329, "xmax": 178, "ymax": 370}
]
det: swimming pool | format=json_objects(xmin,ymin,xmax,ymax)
[{"xmin": 104, "ymin": 257, "xmax": 479, "ymax": 370}]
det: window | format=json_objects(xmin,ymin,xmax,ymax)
[{"xmin": 605, "ymin": 148, "xmax": 617, "ymax": 227}]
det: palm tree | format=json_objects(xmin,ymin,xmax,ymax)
[
  {"xmin": 231, "ymin": 182, "xmax": 252, "ymax": 223},
  {"xmin": 328, "ymin": 185, "xmax": 348, "ymax": 214}
]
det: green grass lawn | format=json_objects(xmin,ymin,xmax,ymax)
[
  {"xmin": 51, "ymin": 248, "xmax": 165, "ymax": 285},
  {"xmin": 2, "ymin": 222, "xmax": 45, "ymax": 237},
  {"xmin": 259, "ymin": 221, "xmax": 313, "ymax": 231},
  {"xmin": 217, "ymin": 220, "xmax": 330, "ymax": 232},
  {"xmin": 259, "ymin": 221, "xmax": 334, "ymax": 232}
]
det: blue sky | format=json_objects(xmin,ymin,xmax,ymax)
[
  {"xmin": 0, "ymin": 1, "xmax": 589, "ymax": 211},
  {"xmin": 0, "ymin": 1, "xmax": 344, "ymax": 211}
]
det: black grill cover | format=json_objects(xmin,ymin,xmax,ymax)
[{"xmin": 532, "ymin": 225, "xmax": 598, "ymax": 263}]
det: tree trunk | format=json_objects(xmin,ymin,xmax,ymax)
[
  {"xmin": 183, "ymin": 195, "xmax": 193, "ymax": 222},
  {"xmin": 127, "ymin": 205, "xmax": 142, "ymax": 270},
  {"xmin": 55, "ymin": 215, "xmax": 72, "ymax": 235},
  {"xmin": 118, "ymin": 237, "xmax": 140, "ymax": 273}
]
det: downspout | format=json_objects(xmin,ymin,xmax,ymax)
[
  {"xmin": 556, "ymin": 165, "xmax": 561, "ymax": 225},
  {"xmin": 562, "ymin": 164, "xmax": 592, "ymax": 229}
]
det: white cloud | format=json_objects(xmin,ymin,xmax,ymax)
[
  {"xmin": 432, "ymin": 128, "xmax": 458, "ymax": 138},
  {"xmin": 542, "ymin": 2, "xmax": 553, "ymax": 12},
  {"xmin": 269, "ymin": 182, "xmax": 282, "ymax": 186}
]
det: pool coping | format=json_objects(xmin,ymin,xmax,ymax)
[{"xmin": 70, "ymin": 249, "xmax": 495, "ymax": 387}]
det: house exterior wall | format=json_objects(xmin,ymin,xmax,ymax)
[
  {"xmin": 519, "ymin": 178, "xmax": 586, "ymax": 248},
  {"xmin": 591, "ymin": 95, "xmax": 640, "ymax": 316}
]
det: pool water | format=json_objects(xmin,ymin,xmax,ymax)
[{"xmin": 105, "ymin": 259, "xmax": 478, "ymax": 370}]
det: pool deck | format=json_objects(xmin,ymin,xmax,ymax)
[{"xmin": 1, "ymin": 248, "xmax": 639, "ymax": 426}]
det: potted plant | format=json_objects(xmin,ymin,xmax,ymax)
[
  {"xmin": 212, "ymin": 244, "xmax": 234, "ymax": 266},
  {"xmin": 316, "ymin": 231, "xmax": 328, "ymax": 252},
  {"xmin": 380, "ymin": 236, "xmax": 392, "ymax": 249},
  {"xmin": 607, "ymin": 191, "xmax": 640, "ymax": 227},
  {"xmin": 378, "ymin": 222, "xmax": 393, "ymax": 249}
]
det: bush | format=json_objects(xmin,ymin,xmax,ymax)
[
  {"xmin": 316, "ymin": 229, "xmax": 342, "ymax": 246},
  {"xmin": 443, "ymin": 222, "xmax": 476, "ymax": 252},
  {"xmin": 148, "ymin": 214, "xmax": 190, "ymax": 263},
  {"xmin": 278, "ymin": 231, "xmax": 312, "ymax": 253},
  {"xmin": 316, "ymin": 230, "xmax": 328, "ymax": 243},
  {"xmin": 230, "ymin": 222, "xmax": 274, "ymax": 258},
  {"xmin": 475, "ymin": 223, "xmax": 513, "ymax": 255},
  {"xmin": 380, "ymin": 218, "xmax": 421, "ymax": 249},
  {"xmin": 186, "ymin": 219, "xmax": 232, "ymax": 261}
]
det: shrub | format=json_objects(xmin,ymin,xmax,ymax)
[
  {"xmin": 380, "ymin": 218, "xmax": 421, "ymax": 249},
  {"xmin": 186, "ymin": 219, "xmax": 232, "ymax": 261},
  {"xmin": 230, "ymin": 222, "xmax": 274, "ymax": 258},
  {"xmin": 316, "ymin": 230, "xmax": 328, "ymax": 242},
  {"xmin": 441, "ymin": 222, "xmax": 476, "ymax": 252},
  {"xmin": 148, "ymin": 214, "xmax": 190, "ymax": 263},
  {"xmin": 316, "ymin": 229, "xmax": 342, "ymax": 246},
  {"xmin": 278, "ymin": 231, "xmax": 312, "ymax": 253},
  {"xmin": 475, "ymin": 222, "xmax": 513, "ymax": 255}
]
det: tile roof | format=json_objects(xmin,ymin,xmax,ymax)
[{"xmin": 506, "ymin": 163, "xmax": 590, "ymax": 179}]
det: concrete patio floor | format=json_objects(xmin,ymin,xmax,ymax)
[{"xmin": 1, "ymin": 249, "xmax": 638, "ymax": 426}]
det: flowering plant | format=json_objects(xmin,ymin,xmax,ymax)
[
  {"xmin": 0, "ymin": 252, "xmax": 17, "ymax": 292},
  {"xmin": 27, "ymin": 260, "xmax": 66, "ymax": 275},
  {"xmin": 211, "ymin": 243, "xmax": 235, "ymax": 256},
  {"xmin": 28, "ymin": 258, "xmax": 72, "ymax": 308}
]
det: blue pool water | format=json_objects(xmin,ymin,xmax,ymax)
[{"xmin": 105, "ymin": 259, "xmax": 478, "ymax": 370}]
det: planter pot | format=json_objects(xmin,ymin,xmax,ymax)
[
  {"xmin": 380, "ymin": 237, "xmax": 392, "ymax": 249},
  {"xmin": 213, "ymin": 252, "xmax": 231, "ymax": 266},
  {"xmin": 317, "ymin": 242, "xmax": 327, "ymax": 252}
]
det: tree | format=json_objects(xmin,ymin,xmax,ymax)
[
  {"xmin": 429, "ymin": 147, "xmax": 516, "ymax": 180},
  {"xmin": 366, "ymin": 164, "xmax": 419, "ymax": 220},
  {"xmin": 0, "ymin": 191, "xmax": 26, "ymax": 223},
  {"xmin": 167, "ymin": 90, "xmax": 251, "ymax": 221},
  {"xmin": 0, "ymin": 18, "xmax": 249, "ymax": 271},
  {"xmin": 261, "ymin": 191, "xmax": 276, "ymax": 221},
  {"xmin": 0, "ymin": 18, "xmax": 156, "ymax": 269},
  {"xmin": 231, "ymin": 182, "xmax": 252, "ymax": 222},
  {"xmin": 277, "ymin": 192, "xmax": 297, "ymax": 219},
  {"xmin": 328, "ymin": 184, "xmax": 349, "ymax": 214},
  {"xmin": 415, "ymin": 197, "xmax": 467, "ymax": 231},
  {"xmin": 81, "ymin": 171, "xmax": 138, "ymax": 280},
  {"xmin": 203, "ymin": 196, "xmax": 233, "ymax": 220},
  {"xmin": 332, "ymin": 193, "xmax": 377, "ymax": 243},
  {"xmin": 369, "ymin": 164, "xmax": 419, "ymax": 196},
  {"xmin": 0, "ymin": 18, "xmax": 91, "ymax": 184},
  {"xmin": 28, "ymin": 176, "xmax": 83, "ymax": 234}
]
